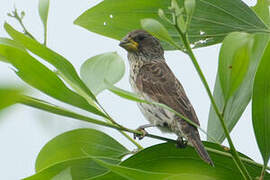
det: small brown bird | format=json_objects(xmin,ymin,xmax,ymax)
[{"xmin": 119, "ymin": 30, "xmax": 214, "ymax": 166}]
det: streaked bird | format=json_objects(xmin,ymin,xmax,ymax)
[{"xmin": 119, "ymin": 30, "xmax": 214, "ymax": 166}]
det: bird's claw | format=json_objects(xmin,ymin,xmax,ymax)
[
  {"xmin": 134, "ymin": 127, "xmax": 148, "ymax": 140},
  {"xmin": 221, "ymin": 145, "xmax": 230, "ymax": 151},
  {"xmin": 176, "ymin": 137, "xmax": 188, "ymax": 148}
]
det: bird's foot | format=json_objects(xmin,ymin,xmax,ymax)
[
  {"xmin": 176, "ymin": 137, "xmax": 188, "ymax": 148},
  {"xmin": 221, "ymin": 145, "xmax": 230, "ymax": 152},
  {"xmin": 134, "ymin": 126, "xmax": 149, "ymax": 140}
]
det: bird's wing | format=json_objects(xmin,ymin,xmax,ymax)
[{"xmin": 136, "ymin": 60, "xmax": 200, "ymax": 126}]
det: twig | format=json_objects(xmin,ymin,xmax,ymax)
[{"xmin": 7, "ymin": 7, "xmax": 37, "ymax": 41}]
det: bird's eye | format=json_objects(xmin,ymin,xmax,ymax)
[{"xmin": 137, "ymin": 35, "xmax": 146, "ymax": 41}]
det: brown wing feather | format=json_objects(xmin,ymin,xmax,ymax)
[{"xmin": 136, "ymin": 61, "xmax": 200, "ymax": 126}]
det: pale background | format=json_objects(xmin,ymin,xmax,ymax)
[{"xmin": 0, "ymin": 0, "xmax": 264, "ymax": 179}]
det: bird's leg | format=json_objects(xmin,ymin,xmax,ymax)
[
  {"xmin": 134, "ymin": 124, "xmax": 156, "ymax": 140},
  {"xmin": 176, "ymin": 136, "xmax": 188, "ymax": 148}
]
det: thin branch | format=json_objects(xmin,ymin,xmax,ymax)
[
  {"xmin": 56, "ymin": 70, "xmax": 143, "ymax": 150},
  {"xmin": 7, "ymin": 7, "xmax": 37, "ymax": 41},
  {"xmin": 18, "ymin": 95, "xmax": 270, "ymax": 171}
]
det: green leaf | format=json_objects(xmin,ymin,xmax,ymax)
[
  {"xmin": 0, "ymin": 37, "xmax": 26, "ymax": 51},
  {"xmin": 164, "ymin": 174, "xmax": 217, "ymax": 180},
  {"xmin": 80, "ymin": 52, "xmax": 125, "ymax": 95},
  {"xmin": 0, "ymin": 41, "xmax": 106, "ymax": 117},
  {"xmin": 38, "ymin": 0, "xmax": 50, "ymax": 45},
  {"xmin": 51, "ymin": 168, "xmax": 72, "ymax": 180},
  {"xmin": 25, "ymin": 129, "xmax": 128, "ymax": 179},
  {"xmin": 74, "ymin": 0, "xmax": 268, "ymax": 50},
  {"xmin": 4, "ymin": 23, "xmax": 97, "ymax": 102},
  {"xmin": 141, "ymin": 18, "xmax": 178, "ymax": 48},
  {"xmin": 184, "ymin": 0, "xmax": 196, "ymax": 30},
  {"xmin": 36, "ymin": 128, "xmax": 129, "ymax": 171},
  {"xmin": 184, "ymin": 0, "xmax": 196, "ymax": 17},
  {"xmin": 207, "ymin": 0, "xmax": 270, "ymax": 143},
  {"xmin": 0, "ymin": 88, "xmax": 21, "ymax": 111},
  {"xmin": 19, "ymin": 96, "xmax": 119, "ymax": 131},
  {"xmin": 218, "ymin": 32, "xmax": 254, "ymax": 101},
  {"xmin": 108, "ymin": 85, "xmax": 145, "ymax": 103},
  {"xmin": 90, "ymin": 157, "xmax": 171, "ymax": 180},
  {"xmin": 92, "ymin": 143, "xmax": 269, "ymax": 180},
  {"xmin": 24, "ymin": 157, "xmax": 120, "ymax": 180},
  {"xmin": 252, "ymin": 41, "xmax": 270, "ymax": 166},
  {"xmin": 171, "ymin": 0, "xmax": 182, "ymax": 16}
]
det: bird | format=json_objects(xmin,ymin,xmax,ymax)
[{"xmin": 119, "ymin": 29, "xmax": 214, "ymax": 166}]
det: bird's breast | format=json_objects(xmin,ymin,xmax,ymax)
[{"xmin": 128, "ymin": 60, "xmax": 183, "ymax": 136}]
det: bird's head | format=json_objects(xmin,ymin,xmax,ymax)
[{"xmin": 119, "ymin": 30, "xmax": 164, "ymax": 60}]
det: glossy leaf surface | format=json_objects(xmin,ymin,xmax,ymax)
[
  {"xmin": 207, "ymin": 0, "xmax": 270, "ymax": 143},
  {"xmin": 80, "ymin": 52, "xmax": 125, "ymax": 95},
  {"xmin": 75, "ymin": 0, "xmax": 268, "ymax": 50}
]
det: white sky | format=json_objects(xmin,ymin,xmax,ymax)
[{"xmin": 0, "ymin": 0, "xmax": 265, "ymax": 179}]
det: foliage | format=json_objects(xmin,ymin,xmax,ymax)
[
  {"xmin": 1, "ymin": 0, "xmax": 270, "ymax": 179},
  {"xmin": 208, "ymin": 0, "xmax": 270, "ymax": 143}
]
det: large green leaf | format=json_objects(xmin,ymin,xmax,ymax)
[
  {"xmin": 24, "ymin": 157, "xmax": 120, "ymax": 180},
  {"xmin": 36, "ymin": 128, "xmax": 129, "ymax": 171},
  {"xmin": 80, "ymin": 52, "xmax": 125, "ymax": 95},
  {"xmin": 25, "ymin": 128, "xmax": 129, "ymax": 179},
  {"xmin": 252, "ymin": 41, "xmax": 270, "ymax": 166},
  {"xmin": 218, "ymin": 32, "xmax": 254, "ymax": 101},
  {"xmin": 51, "ymin": 168, "xmax": 72, "ymax": 180},
  {"xmin": 74, "ymin": 0, "xmax": 268, "ymax": 50},
  {"xmin": 90, "ymin": 157, "xmax": 171, "ymax": 180},
  {"xmin": 0, "ymin": 41, "xmax": 106, "ymax": 117},
  {"xmin": 92, "ymin": 143, "xmax": 269, "ymax": 180},
  {"xmin": 38, "ymin": 0, "xmax": 50, "ymax": 45},
  {"xmin": 4, "ymin": 23, "xmax": 97, "ymax": 102},
  {"xmin": 207, "ymin": 0, "xmax": 270, "ymax": 143}
]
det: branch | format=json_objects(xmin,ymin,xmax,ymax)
[
  {"xmin": 17, "ymin": 95, "xmax": 270, "ymax": 171},
  {"xmin": 7, "ymin": 7, "xmax": 37, "ymax": 41}
]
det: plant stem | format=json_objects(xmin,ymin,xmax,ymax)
[
  {"xmin": 96, "ymin": 100, "xmax": 144, "ymax": 150},
  {"xmin": 18, "ymin": 95, "xmax": 270, "ymax": 171},
  {"xmin": 98, "ymin": 102, "xmax": 144, "ymax": 150},
  {"xmin": 20, "ymin": 95, "xmax": 145, "ymax": 148},
  {"xmin": 44, "ymin": 28, "xmax": 47, "ymax": 46},
  {"xmin": 9, "ymin": 8, "xmax": 37, "ymax": 41},
  {"xmin": 119, "ymin": 130, "xmax": 144, "ymax": 149},
  {"xmin": 259, "ymin": 165, "xmax": 266, "ymax": 180},
  {"xmin": 174, "ymin": 25, "xmax": 252, "ymax": 180},
  {"xmin": 17, "ymin": 18, "xmax": 36, "ymax": 40},
  {"xmin": 56, "ymin": 70, "xmax": 143, "ymax": 150},
  {"xmin": 204, "ymin": 146, "xmax": 270, "ymax": 171}
]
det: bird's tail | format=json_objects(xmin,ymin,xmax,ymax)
[{"xmin": 187, "ymin": 131, "xmax": 214, "ymax": 166}]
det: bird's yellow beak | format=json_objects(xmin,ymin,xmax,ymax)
[{"xmin": 119, "ymin": 37, "xmax": 139, "ymax": 52}]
